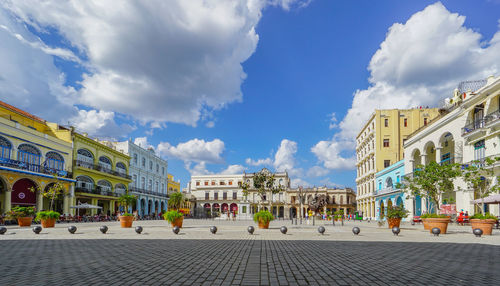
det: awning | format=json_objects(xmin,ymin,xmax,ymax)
[{"xmin": 471, "ymin": 194, "xmax": 500, "ymax": 204}]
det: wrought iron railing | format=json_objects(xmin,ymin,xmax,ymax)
[
  {"xmin": 129, "ymin": 186, "xmax": 168, "ymax": 198},
  {"xmin": 461, "ymin": 119, "xmax": 485, "ymax": 135},
  {"xmin": 74, "ymin": 160, "xmax": 132, "ymax": 179},
  {"xmin": 75, "ymin": 187, "xmax": 121, "ymax": 197},
  {"xmin": 0, "ymin": 157, "xmax": 71, "ymax": 178},
  {"xmin": 484, "ymin": 109, "xmax": 500, "ymax": 126}
]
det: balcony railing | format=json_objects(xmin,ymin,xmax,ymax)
[
  {"xmin": 484, "ymin": 109, "xmax": 500, "ymax": 126},
  {"xmin": 0, "ymin": 157, "xmax": 71, "ymax": 178},
  {"xmin": 440, "ymin": 156, "xmax": 455, "ymax": 165},
  {"xmin": 74, "ymin": 160, "xmax": 132, "ymax": 180},
  {"xmin": 75, "ymin": 187, "xmax": 120, "ymax": 197},
  {"xmin": 462, "ymin": 119, "xmax": 485, "ymax": 136},
  {"xmin": 129, "ymin": 186, "xmax": 168, "ymax": 198}
]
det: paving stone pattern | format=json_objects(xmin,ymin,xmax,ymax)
[{"xmin": 0, "ymin": 239, "xmax": 499, "ymax": 285}]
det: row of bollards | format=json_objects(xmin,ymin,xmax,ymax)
[{"xmin": 0, "ymin": 225, "xmax": 487, "ymax": 237}]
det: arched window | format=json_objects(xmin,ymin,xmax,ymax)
[
  {"xmin": 142, "ymin": 158, "xmax": 146, "ymax": 167},
  {"xmin": 148, "ymin": 179, "xmax": 152, "ymax": 190},
  {"xmin": 45, "ymin": 151, "xmax": 65, "ymax": 171},
  {"xmin": 116, "ymin": 162, "xmax": 126, "ymax": 174},
  {"xmin": 141, "ymin": 177, "xmax": 145, "ymax": 189},
  {"xmin": 77, "ymin": 149, "xmax": 94, "ymax": 164},
  {"xmin": 162, "ymin": 166, "xmax": 165, "ymax": 175},
  {"xmin": 386, "ymin": 177, "xmax": 393, "ymax": 188},
  {"xmin": 97, "ymin": 180, "xmax": 112, "ymax": 192},
  {"xmin": 133, "ymin": 154, "xmax": 138, "ymax": 165},
  {"xmin": 115, "ymin": 183, "xmax": 126, "ymax": 195},
  {"xmin": 149, "ymin": 161, "xmax": 153, "ymax": 170},
  {"xmin": 155, "ymin": 181, "xmax": 159, "ymax": 192},
  {"xmin": 17, "ymin": 144, "xmax": 41, "ymax": 167},
  {"xmin": 99, "ymin": 156, "xmax": 112, "ymax": 170},
  {"xmin": 76, "ymin": 176, "xmax": 94, "ymax": 191},
  {"xmin": 0, "ymin": 135, "xmax": 12, "ymax": 159}
]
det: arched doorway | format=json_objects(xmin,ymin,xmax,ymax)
[
  {"xmin": 221, "ymin": 203, "xmax": 229, "ymax": 213},
  {"xmin": 278, "ymin": 206, "xmax": 284, "ymax": 218},
  {"xmin": 154, "ymin": 201, "xmax": 159, "ymax": 215},
  {"xmin": 212, "ymin": 203, "xmax": 220, "ymax": 215},
  {"xmin": 414, "ymin": 195, "xmax": 422, "ymax": 216},
  {"xmin": 140, "ymin": 199, "xmax": 146, "ymax": 216},
  {"xmin": 148, "ymin": 200, "xmax": 153, "ymax": 215},
  {"xmin": 396, "ymin": 196, "xmax": 403, "ymax": 207},
  {"xmin": 230, "ymin": 203, "xmax": 238, "ymax": 213},
  {"xmin": 44, "ymin": 182, "xmax": 64, "ymax": 213},
  {"xmin": 424, "ymin": 142, "xmax": 436, "ymax": 165},
  {"xmin": 12, "ymin": 178, "xmax": 37, "ymax": 207},
  {"xmin": 290, "ymin": 207, "xmax": 297, "ymax": 218},
  {"xmin": 387, "ymin": 199, "xmax": 393, "ymax": 209}
]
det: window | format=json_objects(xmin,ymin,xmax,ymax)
[
  {"xmin": 242, "ymin": 206, "xmax": 247, "ymax": 214},
  {"xmin": 133, "ymin": 175, "xmax": 137, "ymax": 187},
  {"xmin": 46, "ymin": 151, "xmax": 64, "ymax": 170},
  {"xmin": 474, "ymin": 140, "xmax": 485, "ymax": 161},
  {"xmin": 196, "ymin": 181, "xmax": 200, "ymax": 186},
  {"xmin": 424, "ymin": 118, "xmax": 428, "ymax": 126},
  {"xmin": 384, "ymin": 118, "xmax": 388, "ymax": 127},
  {"xmin": 238, "ymin": 181, "xmax": 242, "ymax": 187},
  {"xmin": 155, "ymin": 181, "xmax": 159, "ymax": 192},
  {"xmin": 205, "ymin": 192, "xmax": 209, "ymax": 200},
  {"xmin": 133, "ymin": 154, "xmax": 138, "ymax": 165},
  {"xmin": 223, "ymin": 192, "xmax": 227, "ymax": 200},
  {"xmin": 17, "ymin": 144, "xmax": 41, "ymax": 166},
  {"xmin": 384, "ymin": 160, "xmax": 390, "ymax": 168},
  {"xmin": 149, "ymin": 161, "xmax": 153, "ymax": 170},
  {"xmin": 404, "ymin": 118, "xmax": 407, "ymax": 127},
  {"xmin": 156, "ymin": 164, "xmax": 159, "ymax": 172},
  {"xmin": 214, "ymin": 192, "xmax": 218, "ymax": 200},
  {"xmin": 396, "ymin": 175, "xmax": 400, "ymax": 183},
  {"xmin": 229, "ymin": 181, "xmax": 233, "ymax": 186},
  {"xmin": 0, "ymin": 136, "xmax": 12, "ymax": 159},
  {"xmin": 148, "ymin": 179, "xmax": 152, "ymax": 190},
  {"xmin": 233, "ymin": 192, "xmax": 237, "ymax": 199},
  {"xmin": 378, "ymin": 182, "xmax": 382, "ymax": 190},
  {"xmin": 141, "ymin": 177, "xmax": 145, "ymax": 189},
  {"xmin": 383, "ymin": 139, "xmax": 389, "ymax": 147},
  {"xmin": 220, "ymin": 181, "xmax": 225, "ymax": 185},
  {"xmin": 142, "ymin": 158, "xmax": 145, "ymax": 167},
  {"xmin": 162, "ymin": 167, "xmax": 165, "ymax": 175},
  {"xmin": 204, "ymin": 181, "xmax": 209, "ymax": 186},
  {"xmin": 162, "ymin": 183, "xmax": 165, "ymax": 192},
  {"xmin": 211, "ymin": 181, "xmax": 216, "ymax": 186}
]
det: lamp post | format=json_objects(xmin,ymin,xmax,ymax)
[{"xmin": 298, "ymin": 186, "xmax": 305, "ymax": 225}]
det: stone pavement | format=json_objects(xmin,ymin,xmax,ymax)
[
  {"xmin": 1, "ymin": 219, "xmax": 500, "ymax": 285},
  {"xmin": 0, "ymin": 239, "xmax": 499, "ymax": 285}
]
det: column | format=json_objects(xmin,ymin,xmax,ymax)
[
  {"xmin": 110, "ymin": 200, "xmax": 115, "ymax": 215},
  {"xmin": 144, "ymin": 198, "xmax": 149, "ymax": 215},
  {"xmin": 63, "ymin": 194, "xmax": 69, "ymax": 215},
  {"xmin": 5, "ymin": 190, "xmax": 11, "ymax": 212},
  {"xmin": 91, "ymin": 198, "xmax": 98, "ymax": 215},
  {"xmin": 420, "ymin": 154, "xmax": 427, "ymax": 166},
  {"xmin": 36, "ymin": 191, "xmax": 43, "ymax": 211},
  {"xmin": 137, "ymin": 197, "xmax": 142, "ymax": 216},
  {"xmin": 435, "ymin": 147, "xmax": 442, "ymax": 164}
]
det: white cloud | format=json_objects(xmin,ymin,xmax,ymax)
[
  {"xmin": 219, "ymin": 164, "xmax": 246, "ymax": 175},
  {"xmin": 185, "ymin": 161, "xmax": 213, "ymax": 176},
  {"xmin": 1, "ymin": 0, "xmax": 309, "ymax": 133},
  {"xmin": 69, "ymin": 109, "xmax": 135, "ymax": 139},
  {"xmin": 273, "ymin": 139, "xmax": 297, "ymax": 172},
  {"xmin": 306, "ymin": 166, "xmax": 330, "ymax": 177},
  {"xmin": 157, "ymin": 138, "xmax": 225, "ymax": 164},
  {"xmin": 134, "ymin": 137, "xmax": 153, "ymax": 149},
  {"xmin": 314, "ymin": 2, "xmax": 500, "ymax": 171},
  {"xmin": 245, "ymin": 157, "xmax": 273, "ymax": 166},
  {"xmin": 328, "ymin": 112, "xmax": 338, "ymax": 130},
  {"xmin": 291, "ymin": 178, "xmax": 310, "ymax": 188}
]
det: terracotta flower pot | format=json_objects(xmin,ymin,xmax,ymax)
[
  {"xmin": 170, "ymin": 216, "xmax": 184, "ymax": 228},
  {"xmin": 17, "ymin": 217, "xmax": 32, "ymax": 227},
  {"xmin": 119, "ymin": 215, "xmax": 134, "ymax": 228},
  {"xmin": 425, "ymin": 217, "xmax": 450, "ymax": 234},
  {"xmin": 41, "ymin": 218, "xmax": 56, "ymax": 228},
  {"xmin": 470, "ymin": 219, "xmax": 496, "ymax": 235},
  {"xmin": 258, "ymin": 220, "xmax": 270, "ymax": 229},
  {"xmin": 422, "ymin": 219, "xmax": 430, "ymax": 230},
  {"xmin": 387, "ymin": 217, "xmax": 402, "ymax": 229}
]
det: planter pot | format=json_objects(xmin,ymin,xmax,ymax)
[
  {"xmin": 425, "ymin": 217, "xmax": 450, "ymax": 234},
  {"xmin": 17, "ymin": 217, "xmax": 32, "ymax": 227},
  {"xmin": 41, "ymin": 218, "xmax": 56, "ymax": 228},
  {"xmin": 422, "ymin": 219, "xmax": 431, "ymax": 230},
  {"xmin": 119, "ymin": 215, "xmax": 134, "ymax": 228},
  {"xmin": 470, "ymin": 219, "xmax": 496, "ymax": 235},
  {"xmin": 387, "ymin": 218, "xmax": 402, "ymax": 229},
  {"xmin": 170, "ymin": 216, "xmax": 184, "ymax": 228},
  {"xmin": 258, "ymin": 220, "xmax": 270, "ymax": 229}
]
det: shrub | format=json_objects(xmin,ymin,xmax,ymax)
[
  {"xmin": 386, "ymin": 205, "xmax": 409, "ymax": 219},
  {"xmin": 470, "ymin": 213, "xmax": 498, "ymax": 220},
  {"xmin": 121, "ymin": 213, "xmax": 134, "ymax": 217},
  {"xmin": 420, "ymin": 213, "xmax": 449, "ymax": 219},
  {"xmin": 253, "ymin": 210, "xmax": 274, "ymax": 224},
  {"xmin": 6, "ymin": 206, "xmax": 36, "ymax": 219},
  {"xmin": 163, "ymin": 210, "xmax": 183, "ymax": 223},
  {"xmin": 35, "ymin": 211, "xmax": 60, "ymax": 222}
]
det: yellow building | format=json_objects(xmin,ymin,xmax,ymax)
[
  {"xmin": 167, "ymin": 174, "xmax": 180, "ymax": 193},
  {"xmin": 355, "ymin": 108, "xmax": 441, "ymax": 219},
  {"xmin": 72, "ymin": 133, "xmax": 132, "ymax": 216},
  {"xmin": 0, "ymin": 101, "xmax": 75, "ymax": 215}
]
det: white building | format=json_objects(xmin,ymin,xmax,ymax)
[
  {"xmin": 189, "ymin": 168, "xmax": 290, "ymax": 220},
  {"xmin": 403, "ymin": 75, "xmax": 500, "ymax": 217},
  {"xmin": 112, "ymin": 140, "xmax": 168, "ymax": 216}
]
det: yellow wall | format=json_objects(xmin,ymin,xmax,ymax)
[{"xmin": 167, "ymin": 173, "xmax": 180, "ymax": 193}]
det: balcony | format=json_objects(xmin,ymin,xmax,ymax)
[
  {"xmin": 462, "ymin": 119, "xmax": 486, "ymax": 137},
  {"xmin": 484, "ymin": 109, "xmax": 500, "ymax": 128},
  {"xmin": 75, "ymin": 187, "xmax": 120, "ymax": 197},
  {"xmin": 74, "ymin": 160, "xmax": 132, "ymax": 180},
  {"xmin": 440, "ymin": 156, "xmax": 455, "ymax": 165},
  {"xmin": 0, "ymin": 157, "xmax": 72, "ymax": 178},
  {"xmin": 129, "ymin": 186, "xmax": 168, "ymax": 198}
]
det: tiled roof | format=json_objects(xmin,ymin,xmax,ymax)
[{"xmin": 0, "ymin": 100, "xmax": 45, "ymax": 123}]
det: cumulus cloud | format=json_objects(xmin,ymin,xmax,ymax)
[
  {"xmin": 134, "ymin": 137, "xmax": 153, "ymax": 149},
  {"xmin": 219, "ymin": 164, "xmax": 246, "ymax": 175},
  {"xmin": 273, "ymin": 139, "xmax": 298, "ymax": 172},
  {"xmin": 1, "ymin": 0, "xmax": 309, "ymax": 133},
  {"xmin": 313, "ymin": 2, "xmax": 500, "ymax": 170},
  {"xmin": 306, "ymin": 166, "xmax": 330, "ymax": 177},
  {"xmin": 69, "ymin": 109, "xmax": 135, "ymax": 139},
  {"xmin": 157, "ymin": 138, "xmax": 225, "ymax": 164},
  {"xmin": 245, "ymin": 157, "xmax": 273, "ymax": 166}
]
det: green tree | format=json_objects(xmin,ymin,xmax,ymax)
[
  {"xmin": 462, "ymin": 157, "xmax": 500, "ymax": 214},
  {"xmin": 398, "ymin": 161, "xmax": 461, "ymax": 214},
  {"xmin": 117, "ymin": 191, "xmax": 137, "ymax": 215},
  {"xmin": 168, "ymin": 192, "xmax": 184, "ymax": 210},
  {"xmin": 241, "ymin": 168, "xmax": 285, "ymax": 211},
  {"xmin": 30, "ymin": 176, "xmax": 68, "ymax": 211}
]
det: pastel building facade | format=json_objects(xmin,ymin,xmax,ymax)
[
  {"xmin": 111, "ymin": 140, "xmax": 168, "ymax": 217},
  {"xmin": 404, "ymin": 75, "xmax": 500, "ymax": 217},
  {"xmin": 374, "ymin": 160, "xmax": 407, "ymax": 221},
  {"xmin": 0, "ymin": 101, "xmax": 75, "ymax": 215}
]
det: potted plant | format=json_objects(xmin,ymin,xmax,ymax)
[
  {"xmin": 6, "ymin": 206, "xmax": 35, "ymax": 227},
  {"xmin": 35, "ymin": 210, "xmax": 60, "ymax": 228},
  {"xmin": 117, "ymin": 192, "xmax": 137, "ymax": 228},
  {"xmin": 385, "ymin": 205, "xmax": 409, "ymax": 229},
  {"xmin": 334, "ymin": 210, "xmax": 343, "ymax": 221},
  {"xmin": 470, "ymin": 213, "xmax": 497, "ymax": 235},
  {"xmin": 254, "ymin": 210, "xmax": 274, "ymax": 229},
  {"xmin": 397, "ymin": 161, "xmax": 461, "ymax": 234},
  {"xmin": 164, "ymin": 192, "xmax": 184, "ymax": 228},
  {"xmin": 30, "ymin": 178, "xmax": 68, "ymax": 228}
]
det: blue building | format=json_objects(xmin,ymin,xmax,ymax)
[{"xmin": 374, "ymin": 160, "xmax": 409, "ymax": 220}]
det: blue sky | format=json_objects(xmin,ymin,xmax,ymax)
[{"xmin": 1, "ymin": 0, "xmax": 499, "ymax": 190}]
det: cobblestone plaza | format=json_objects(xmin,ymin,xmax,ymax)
[{"xmin": 1, "ymin": 220, "xmax": 500, "ymax": 285}]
